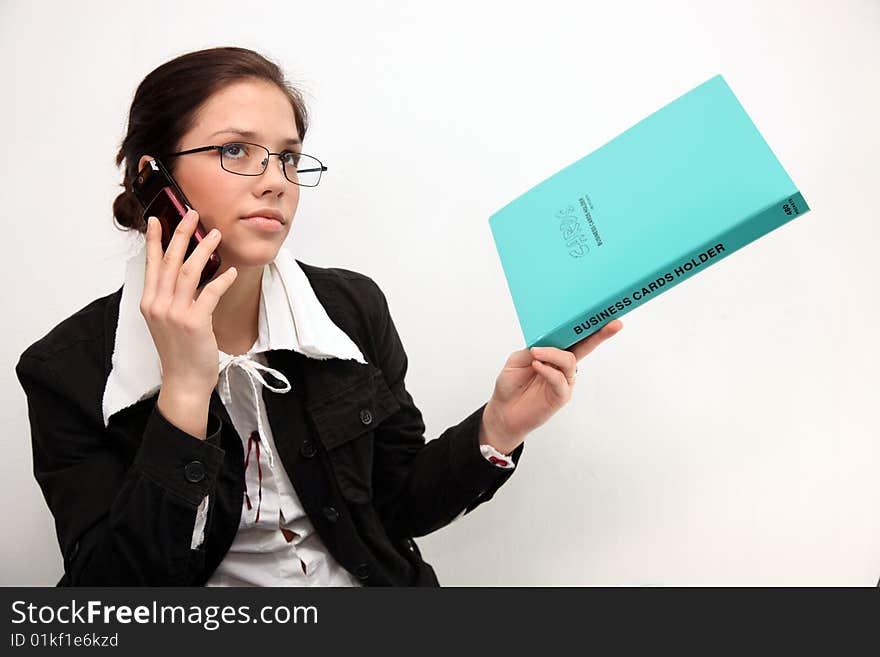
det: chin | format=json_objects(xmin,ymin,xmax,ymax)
[{"xmin": 221, "ymin": 243, "xmax": 285, "ymax": 268}]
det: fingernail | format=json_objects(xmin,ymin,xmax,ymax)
[{"xmin": 208, "ymin": 228, "xmax": 219, "ymax": 238}]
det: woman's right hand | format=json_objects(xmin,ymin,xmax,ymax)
[{"xmin": 140, "ymin": 209, "xmax": 238, "ymax": 397}]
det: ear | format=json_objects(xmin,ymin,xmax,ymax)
[{"xmin": 136, "ymin": 155, "xmax": 155, "ymax": 174}]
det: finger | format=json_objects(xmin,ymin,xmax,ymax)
[
  {"xmin": 568, "ymin": 320, "xmax": 623, "ymax": 361},
  {"xmin": 170, "ymin": 226, "xmax": 223, "ymax": 313},
  {"xmin": 507, "ymin": 347, "xmax": 538, "ymax": 368},
  {"xmin": 531, "ymin": 359, "xmax": 572, "ymax": 396},
  {"xmin": 156, "ymin": 209, "xmax": 199, "ymax": 305},
  {"xmin": 191, "ymin": 266, "xmax": 238, "ymax": 317},
  {"xmin": 142, "ymin": 216, "xmax": 162, "ymax": 308},
  {"xmin": 529, "ymin": 346, "xmax": 577, "ymax": 381}
]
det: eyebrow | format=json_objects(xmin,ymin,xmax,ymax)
[{"xmin": 209, "ymin": 128, "xmax": 302, "ymax": 146}]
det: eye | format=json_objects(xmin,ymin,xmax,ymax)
[
  {"xmin": 281, "ymin": 151, "xmax": 300, "ymax": 167},
  {"xmin": 222, "ymin": 143, "xmax": 248, "ymax": 159}
]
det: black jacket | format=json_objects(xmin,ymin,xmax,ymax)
[{"xmin": 14, "ymin": 261, "xmax": 524, "ymax": 586}]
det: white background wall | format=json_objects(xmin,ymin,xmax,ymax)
[{"xmin": 1, "ymin": 0, "xmax": 877, "ymax": 586}]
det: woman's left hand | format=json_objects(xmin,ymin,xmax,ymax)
[{"xmin": 480, "ymin": 320, "xmax": 624, "ymax": 454}]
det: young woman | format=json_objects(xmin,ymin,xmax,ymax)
[{"xmin": 15, "ymin": 46, "xmax": 622, "ymax": 586}]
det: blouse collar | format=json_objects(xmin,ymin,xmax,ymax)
[{"xmin": 102, "ymin": 242, "xmax": 367, "ymax": 428}]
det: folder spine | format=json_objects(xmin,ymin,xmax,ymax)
[{"xmin": 527, "ymin": 191, "xmax": 810, "ymax": 348}]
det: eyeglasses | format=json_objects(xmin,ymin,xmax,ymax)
[{"xmin": 158, "ymin": 141, "xmax": 327, "ymax": 187}]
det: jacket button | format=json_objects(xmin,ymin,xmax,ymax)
[
  {"xmin": 359, "ymin": 409, "xmax": 373, "ymax": 425},
  {"xmin": 354, "ymin": 563, "xmax": 371, "ymax": 580},
  {"xmin": 407, "ymin": 538, "xmax": 416, "ymax": 552},
  {"xmin": 300, "ymin": 439, "xmax": 316, "ymax": 458},
  {"xmin": 184, "ymin": 460, "xmax": 205, "ymax": 483},
  {"xmin": 322, "ymin": 506, "xmax": 339, "ymax": 522}
]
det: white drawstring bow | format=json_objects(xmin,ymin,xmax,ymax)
[{"xmin": 217, "ymin": 353, "xmax": 291, "ymax": 469}]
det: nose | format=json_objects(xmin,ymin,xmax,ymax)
[{"xmin": 258, "ymin": 153, "xmax": 291, "ymax": 191}]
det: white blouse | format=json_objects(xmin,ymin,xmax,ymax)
[{"xmin": 199, "ymin": 348, "xmax": 363, "ymax": 586}]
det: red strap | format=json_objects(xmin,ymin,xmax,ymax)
[{"xmin": 243, "ymin": 431, "xmax": 263, "ymax": 523}]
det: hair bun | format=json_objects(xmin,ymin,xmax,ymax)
[{"xmin": 112, "ymin": 180, "xmax": 145, "ymax": 232}]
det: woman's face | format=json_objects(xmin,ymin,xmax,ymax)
[{"xmin": 138, "ymin": 78, "xmax": 301, "ymax": 271}]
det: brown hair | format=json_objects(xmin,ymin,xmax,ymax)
[{"xmin": 112, "ymin": 46, "xmax": 310, "ymax": 233}]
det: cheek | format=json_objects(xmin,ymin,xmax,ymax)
[{"xmin": 184, "ymin": 175, "xmax": 240, "ymax": 225}]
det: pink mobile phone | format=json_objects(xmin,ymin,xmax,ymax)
[{"xmin": 131, "ymin": 158, "xmax": 221, "ymax": 288}]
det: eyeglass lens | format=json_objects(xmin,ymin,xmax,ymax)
[{"xmin": 220, "ymin": 142, "xmax": 323, "ymax": 186}]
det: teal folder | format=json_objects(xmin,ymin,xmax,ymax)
[{"xmin": 488, "ymin": 74, "xmax": 810, "ymax": 349}]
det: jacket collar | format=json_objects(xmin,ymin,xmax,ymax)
[{"xmin": 101, "ymin": 243, "xmax": 367, "ymax": 428}]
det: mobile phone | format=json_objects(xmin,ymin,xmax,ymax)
[{"xmin": 131, "ymin": 158, "xmax": 221, "ymax": 288}]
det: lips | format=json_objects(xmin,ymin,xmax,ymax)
[
  {"xmin": 242, "ymin": 208, "xmax": 285, "ymax": 224},
  {"xmin": 240, "ymin": 216, "xmax": 286, "ymax": 232}
]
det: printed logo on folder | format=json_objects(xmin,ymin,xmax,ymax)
[{"xmin": 489, "ymin": 74, "xmax": 810, "ymax": 349}]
